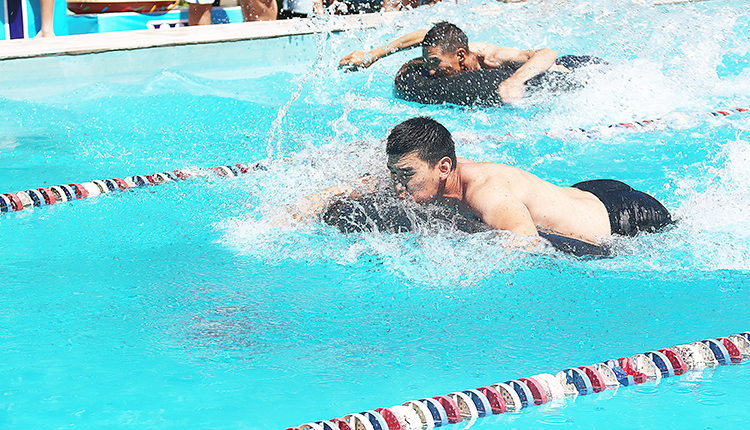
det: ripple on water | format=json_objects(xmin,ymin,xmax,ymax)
[
  {"xmin": 697, "ymin": 398, "xmax": 724, "ymax": 407},
  {"xmin": 538, "ymin": 413, "xmax": 574, "ymax": 425},
  {"xmin": 633, "ymin": 385, "xmax": 660, "ymax": 396}
]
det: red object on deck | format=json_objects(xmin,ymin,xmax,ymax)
[{"xmin": 67, "ymin": 0, "xmax": 178, "ymax": 14}]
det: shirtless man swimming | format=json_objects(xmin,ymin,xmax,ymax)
[
  {"xmin": 340, "ymin": 22, "xmax": 591, "ymax": 103},
  {"xmin": 381, "ymin": 117, "xmax": 672, "ymax": 244},
  {"xmin": 295, "ymin": 117, "xmax": 671, "ymax": 252}
]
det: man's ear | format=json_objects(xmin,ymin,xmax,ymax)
[
  {"xmin": 437, "ymin": 156, "xmax": 452, "ymax": 178},
  {"xmin": 455, "ymin": 48, "xmax": 467, "ymax": 65}
]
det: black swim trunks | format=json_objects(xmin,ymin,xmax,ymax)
[{"xmin": 571, "ymin": 179, "xmax": 673, "ymax": 237}]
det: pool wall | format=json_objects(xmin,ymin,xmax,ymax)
[{"xmin": 0, "ymin": 11, "xmax": 400, "ymax": 99}]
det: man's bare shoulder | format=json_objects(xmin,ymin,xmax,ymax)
[
  {"xmin": 468, "ymin": 43, "xmax": 526, "ymax": 66},
  {"xmin": 468, "ymin": 42, "xmax": 511, "ymax": 52},
  {"xmin": 458, "ymin": 160, "xmax": 551, "ymax": 204},
  {"xmin": 455, "ymin": 160, "xmax": 540, "ymax": 234},
  {"xmin": 458, "ymin": 159, "xmax": 519, "ymax": 179},
  {"xmin": 457, "ymin": 159, "xmax": 518, "ymax": 195}
]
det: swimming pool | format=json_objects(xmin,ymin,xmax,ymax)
[{"xmin": 1, "ymin": 0, "xmax": 749, "ymax": 428}]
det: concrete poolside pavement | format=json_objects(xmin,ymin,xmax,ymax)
[
  {"xmin": 0, "ymin": 0, "xmax": 709, "ymax": 61},
  {"xmin": 0, "ymin": 12, "xmax": 401, "ymax": 61}
]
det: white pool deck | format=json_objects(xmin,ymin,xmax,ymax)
[
  {"xmin": 0, "ymin": 12, "xmax": 409, "ymax": 61},
  {"xmin": 0, "ymin": 0, "xmax": 708, "ymax": 61}
]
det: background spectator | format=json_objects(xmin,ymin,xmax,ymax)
[
  {"xmin": 279, "ymin": 0, "xmax": 314, "ymax": 18},
  {"xmin": 188, "ymin": 0, "xmax": 277, "ymax": 26}
]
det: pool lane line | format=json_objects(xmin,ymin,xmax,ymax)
[
  {"xmin": 3, "ymin": 106, "xmax": 748, "ymax": 214},
  {"xmin": 457, "ymin": 107, "xmax": 749, "ymax": 144},
  {"xmin": 0, "ymin": 162, "xmax": 267, "ymax": 214},
  {"xmin": 287, "ymin": 332, "xmax": 750, "ymax": 430},
  {"xmin": 545, "ymin": 107, "xmax": 749, "ymax": 139}
]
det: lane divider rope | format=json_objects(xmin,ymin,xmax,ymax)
[
  {"xmin": 0, "ymin": 162, "xmax": 267, "ymax": 214},
  {"xmin": 455, "ymin": 107, "xmax": 749, "ymax": 144},
  {"xmin": 3, "ymin": 107, "xmax": 748, "ymax": 215},
  {"xmin": 544, "ymin": 107, "xmax": 749, "ymax": 139},
  {"xmin": 286, "ymin": 332, "xmax": 750, "ymax": 430}
]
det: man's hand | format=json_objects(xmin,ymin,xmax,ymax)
[
  {"xmin": 339, "ymin": 50, "xmax": 373, "ymax": 70},
  {"xmin": 498, "ymin": 78, "xmax": 526, "ymax": 104},
  {"xmin": 288, "ymin": 174, "xmax": 376, "ymax": 222}
]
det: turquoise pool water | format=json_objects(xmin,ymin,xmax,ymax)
[{"xmin": 1, "ymin": 0, "xmax": 749, "ymax": 428}]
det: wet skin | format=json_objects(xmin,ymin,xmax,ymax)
[
  {"xmin": 387, "ymin": 152, "xmax": 442, "ymax": 203},
  {"xmin": 423, "ymin": 45, "xmax": 481, "ymax": 76},
  {"xmin": 387, "ymin": 151, "xmax": 612, "ymax": 243},
  {"xmin": 387, "ymin": 152, "xmax": 476, "ymax": 219}
]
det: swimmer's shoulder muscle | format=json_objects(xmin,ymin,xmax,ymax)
[{"xmin": 458, "ymin": 161, "xmax": 539, "ymax": 236}]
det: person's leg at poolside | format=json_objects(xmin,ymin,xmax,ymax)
[
  {"xmin": 37, "ymin": 0, "xmax": 55, "ymax": 37},
  {"xmin": 382, "ymin": 0, "xmax": 418, "ymax": 11},
  {"xmin": 241, "ymin": 0, "xmax": 278, "ymax": 21},
  {"xmin": 188, "ymin": 2, "xmax": 213, "ymax": 25}
]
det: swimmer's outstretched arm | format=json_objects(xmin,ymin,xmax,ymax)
[
  {"xmin": 287, "ymin": 175, "xmax": 376, "ymax": 222},
  {"xmin": 339, "ymin": 29, "xmax": 428, "ymax": 70},
  {"xmin": 474, "ymin": 45, "xmax": 558, "ymax": 103}
]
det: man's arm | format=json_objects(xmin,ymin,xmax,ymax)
[
  {"xmin": 498, "ymin": 48, "xmax": 558, "ymax": 103},
  {"xmin": 499, "ymin": 48, "xmax": 558, "ymax": 103},
  {"xmin": 288, "ymin": 175, "xmax": 375, "ymax": 222},
  {"xmin": 471, "ymin": 44, "xmax": 559, "ymax": 103},
  {"xmin": 339, "ymin": 29, "xmax": 428, "ymax": 70},
  {"xmin": 466, "ymin": 185, "xmax": 539, "ymax": 237}
]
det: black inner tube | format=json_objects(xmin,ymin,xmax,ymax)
[
  {"xmin": 322, "ymin": 195, "xmax": 611, "ymax": 257},
  {"xmin": 394, "ymin": 55, "xmax": 605, "ymax": 106}
]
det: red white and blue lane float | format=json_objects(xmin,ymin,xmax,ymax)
[
  {"xmin": 545, "ymin": 107, "xmax": 749, "ymax": 140},
  {"xmin": 3, "ymin": 107, "xmax": 749, "ymax": 215},
  {"xmin": 286, "ymin": 332, "xmax": 750, "ymax": 430},
  {"xmin": 452, "ymin": 107, "xmax": 749, "ymax": 145},
  {"xmin": 0, "ymin": 163, "xmax": 264, "ymax": 214}
]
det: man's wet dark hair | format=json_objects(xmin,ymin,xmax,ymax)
[
  {"xmin": 387, "ymin": 117, "xmax": 457, "ymax": 169},
  {"xmin": 422, "ymin": 22, "xmax": 470, "ymax": 54}
]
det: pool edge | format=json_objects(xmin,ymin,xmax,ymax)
[{"xmin": 0, "ymin": 12, "xmax": 402, "ymax": 61}]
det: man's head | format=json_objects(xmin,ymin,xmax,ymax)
[
  {"xmin": 422, "ymin": 22, "xmax": 479, "ymax": 76},
  {"xmin": 386, "ymin": 117, "xmax": 456, "ymax": 202}
]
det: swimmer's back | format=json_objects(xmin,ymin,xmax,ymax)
[{"xmin": 457, "ymin": 160, "xmax": 611, "ymax": 242}]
